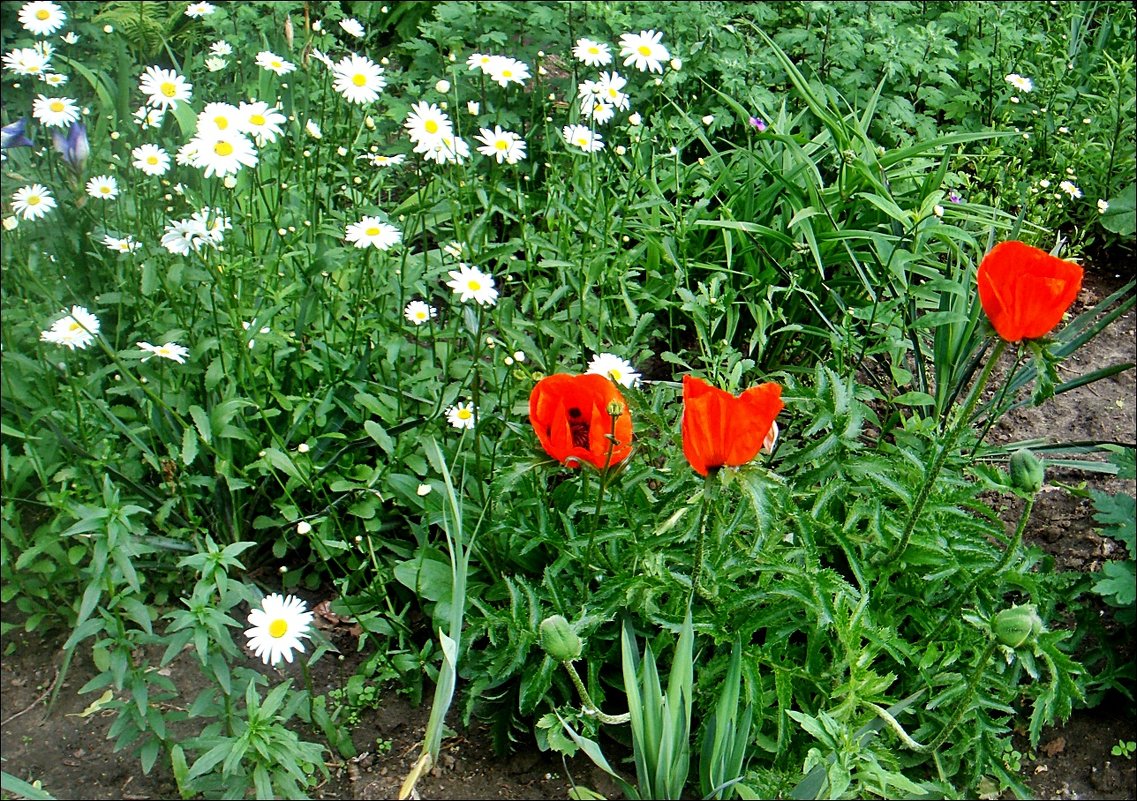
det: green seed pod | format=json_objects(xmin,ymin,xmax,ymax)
[
  {"xmin": 1010, "ymin": 448, "xmax": 1045, "ymax": 495},
  {"xmin": 992, "ymin": 603, "xmax": 1043, "ymax": 648},
  {"xmin": 539, "ymin": 615, "xmax": 582, "ymax": 662}
]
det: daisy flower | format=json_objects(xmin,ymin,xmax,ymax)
[
  {"xmin": 184, "ymin": 2, "xmax": 215, "ymax": 17},
  {"xmin": 245, "ymin": 593, "xmax": 314, "ymax": 666},
  {"xmin": 132, "ymin": 143, "xmax": 171, "ymax": 176},
  {"xmin": 404, "ymin": 101, "xmax": 452, "ymax": 148},
  {"xmin": 103, "ymin": 234, "xmax": 140, "ymax": 253},
  {"xmin": 597, "ymin": 71, "xmax": 630, "ymax": 110},
  {"xmin": 367, "ymin": 153, "xmax": 406, "ymax": 167},
  {"xmin": 40, "ymin": 305, "xmax": 99, "ymax": 350},
  {"xmin": 588, "ymin": 101, "xmax": 615, "ymax": 125},
  {"xmin": 237, "ymin": 100, "xmax": 285, "ymax": 144},
  {"xmin": 19, "ymin": 2, "xmax": 66, "ymax": 36},
  {"xmin": 485, "ymin": 55, "xmax": 530, "ymax": 88},
  {"xmin": 404, "ymin": 299, "xmax": 437, "ymax": 325},
  {"xmin": 4, "ymin": 46, "xmax": 52, "ymax": 76},
  {"xmin": 1005, "ymin": 73, "xmax": 1033, "ymax": 93},
  {"xmin": 474, "ymin": 125, "xmax": 526, "ymax": 164},
  {"xmin": 619, "ymin": 30, "xmax": 669, "ymax": 74},
  {"xmin": 85, "ymin": 175, "xmax": 118, "ymax": 199},
  {"xmin": 210, "ymin": 41, "xmax": 232, "ymax": 56},
  {"xmin": 577, "ymin": 79, "xmax": 604, "ymax": 114},
  {"xmin": 573, "ymin": 38, "xmax": 613, "ymax": 67},
  {"xmin": 344, "ymin": 216, "xmax": 401, "ymax": 250},
  {"xmin": 1059, "ymin": 180, "xmax": 1082, "ymax": 199},
  {"xmin": 133, "ymin": 104, "xmax": 165, "ymax": 129},
  {"xmin": 587, "ymin": 353, "xmax": 640, "ymax": 387},
  {"xmin": 255, "ymin": 51, "xmax": 295, "ymax": 75},
  {"xmin": 205, "ymin": 56, "xmax": 226, "ymax": 72},
  {"xmin": 339, "ymin": 17, "xmax": 365, "ymax": 38},
  {"xmin": 137, "ymin": 341, "xmax": 189, "ymax": 364},
  {"xmin": 304, "ymin": 119, "xmax": 322, "ymax": 139},
  {"xmin": 1098, "ymin": 199, "xmax": 1109, "ymax": 214},
  {"xmin": 190, "ymin": 130, "xmax": 258, "ymax": 178},
  {"xmin": 31, "ymin": 94, "xmax": 79, "ymax": 127},
  {"xmin": 466, "ymin": 52, "xmax": 495, "ymax": 72},
  {"xmin": 11, "ymin": 183, "xmax": 56, "ymax": 220},
  {"xmin": 446, "ymin": 402, "xmax": 477, "ymax": 430},
  {"xmin": 562, "ymin": 124, "xmax": 604, "ymax": 153},
  {"xmin": 196, "ymin": 101, "xmax": 241, "ymax": 136},
  {"xmin": 139, "ymin": 65, "xmax": 192, "ymax": 109},
  {"xmin": 417, "ymin": 135, "xmax": 470, "ymax": 165},
  {"xmin": 446, "ymin": 263, "xmax": 498, "ymax": 306},
  {"xmin": 331, "ymin": 54, "xmax": 386, "ymax": 104},
  {"xmin": 40, "ymin": 72, "xmax": 67, "ymax": 86}
]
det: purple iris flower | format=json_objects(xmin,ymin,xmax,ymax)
[
  {"xmin": 1, "ymin": 118, "xmax": 34, "ymax": 149},
  {"xmin": 749, "ymin": 116, "xmax": 767, "ymax": 132},
  {"xmin": 51, "ymin": 122, "xmax": 89, "ymax": 172}
]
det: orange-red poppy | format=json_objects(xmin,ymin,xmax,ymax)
[
  {"xmin": 977, "ymin": 241, "xmax": 1084, "ymax": 342},
  {"xmin": 529, "ymin": 373, "xmax": 633, "ymax": 470},
  {"xmin": 682, "ymin": 375, "xmax": 783, "ymax": 477}
]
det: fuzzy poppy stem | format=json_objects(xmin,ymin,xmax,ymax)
[
  {"xmin": 690, "ymin": 471, "xmax": 719, "ymax": 596},
  {"xmin": 883, "ymin": 339, "xmax": 1007, "ymax": 564},
  {"xmin": 584, "ymin": 415, "xmax": 620, "ymax": 574}
]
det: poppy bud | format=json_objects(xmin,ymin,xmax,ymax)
[
  {"xmin": 1009, "ymin": 448, "xmax": 1045, "ymax": 494},
  {"xmin": 539, "ymin": 615, "xmax": 582, "ymax": 662},
  {"xmin": 992, "ymin": 604, "xmax": 1043, "ymax": 648}
]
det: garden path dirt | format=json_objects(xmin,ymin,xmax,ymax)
[{"xmin": 1, "ymin": 270, "xmax": 1134, "ymax": 801}]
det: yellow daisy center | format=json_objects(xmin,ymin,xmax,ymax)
[
  {"xmin": 268, "ymin": 618, "xmax": 288, "ymax": 638},
  {"xmin": 100, "ymin": 186, "xmax": 111, "ymax": 194},
  {"xmin": 502, "ymin": 69, "xmax": 513, "ymax": 78},
  {"xmin": 271, "ymin": 60, "xmax": 282, "ymax": 69},
  {"xmin": 468, "ymin": 280, "xmax": 481, "ymax": 290},
  {"xmin": 36, "ymin": 9, "xmax": 50, "ymax": 19},
  {"xmin": 250, "ymin": 113, "xmax": 266, "ymax": 125},
  {"xmin": 27, "ymin": 195, "xmax": 41, "ymax": 206},
  {"xmin": 638, "ymin": 45, "xmax": 652, "ymax": 56},
  {"xmin": 49, "ymin": 100, "xmax": 64, "ymax": 112},
  {"xmin": 588, "ymin": 46, "xmax": 599, "ymax": 54},
  {"xmin": 147, "ymin": 155, "xmax": 158, "ymax": 164},
  {"xmin": 214, "ymin": 116, "xmax": 228, "ymax": 129},
  {"xmin": 457, "ymin": 409, "xmax": 473, "ymax": 420},
  {"xmin": 160, "ymin": 81, "xmax": 178, "ymax": 97},
  {"xmin": 214, "ymin": 141, "xmax": 234, "ymax": 156},
  {"xmin": 352, "ymin": 73, "xmax": 367, "ymax": 86},
  {"xmin": 67, "ymin": 321, "xmax": 81, "ymax": 331},
  {"xmin": 495, "ymin": 140, "xmax": 508, "ymax": 150},
  {"xmin": 365, "ymin": 226, "xmax": 380, "ymax": 236},
  {"xmin": 424, "ymin": 119, "xmax": 439, "ymax": 134}
]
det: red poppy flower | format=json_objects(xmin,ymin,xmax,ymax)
[
  {"xmin": 529, "ymin": 373, "xmax": 633, "ymax": 470},
  {"xmin": 682, "ymin": 376, "xmax": 783, "ymax": 477},
  {"xmin": 977, "ymin": 241, "xmax": 1084, "ymax": 342}
]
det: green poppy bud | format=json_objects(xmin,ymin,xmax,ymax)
[
  {"xmin": 539, "ymin": 615, "xmax": 582, "ymax": 662},
  {"xmin": 1009, "ymin": 448, "xmax": 1045, "ymax": 495},
  {"xmin": 992, "ymin": 603, "xmax": 1043, "ymax": 648}
]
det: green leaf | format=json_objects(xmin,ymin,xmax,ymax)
[
  {"xmin": 1092, "ymin": 560, "xmax": 1136, "ymax": 606},
  {"xmin": 181, "ymin": 426, "xmax": 198, "ymax": 466},
  {"xmin": 1100, "ymin": 182, "xmax": 1136, "ymax": 236}
]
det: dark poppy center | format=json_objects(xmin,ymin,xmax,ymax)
[{"xmin": 566, "ymin": 407, "xmax": 590, "ymax": 448}]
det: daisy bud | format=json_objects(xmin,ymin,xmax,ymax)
[
  {"xmin": 435, "ymin": 79, "xmax": 451, "ymax": 93},
  {"xmin": 296, "ymin": 520, "xmax": 312, "ymax": 535}
]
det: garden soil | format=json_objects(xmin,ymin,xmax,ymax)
[{"xmin": 2, "ymin": 270, "xmax": 1134, "ymax": 801}]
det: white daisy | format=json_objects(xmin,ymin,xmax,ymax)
[
  {"xmin": 138, "ymin": 65, "xmax": 192, "ymax": 109},
  {"xmin": 255, "ymin": 51, "xmax": 295, "ymax": 75},
  {"xmin": 562, "ymin": 124, "xmax": 604, "ymax": 153},
  {"xmin": 404, "ymin": 101, "xmax": 453, "ymax": 148},
  {"xmin": 339, "ymin": 17, "xmax": 365, "ymax": 38},
  {"xmin": 11, "ymin": 183, "xmax": 56, "ymax": 220},
  {"xmin": 40, "ymin": 305, "xmax": 99, "ymax": 350},
  {"xmin": 190, "ymin": 131, "xmax": 258, "ymax": 178},
  {"xmin": 237, "ymin": 100, "xmax": 285, "ymax": 144},
  {"xmin": 196, "ymin": 101, "xmax": 241, "ymax": 136},
  {"xmin": 137, "ymin": 341, "xmax": 189, "ymax": 364},
  {"xmin": 417, "ymin": 135, "xmax": 470, "ymax": 165},
  {"xmin": 446, "ymin": 402, "xmax": 477, "ymax": 430},
  {"xmin": 19, "ymin": 2, "xmax": 66, "ymax": 36},
  {"xmin": 446, "ymin": 263, "xmax": 498, "ymax": 306},
  {"xmin": 588, "ymin": 101, "xmax": 615, "ymax": 125},
  {"xmin": 1005, "ymin": 73, "xmax": 1033, "ymax": 93},
  {"xmin": 573, "ymin": 38, "xmax": 612, "ymax": 67},
  {"xmin": 3, "ymin": 46, "xmax": 51, "ymax": 76},
  {"xmin": 474, "ymin": 125, "xmax": 526, "ymax": 164},
  {"xmin": 245, "ymin": 593, "xmax": 314, "ymax": 666},
  {"xmin": 618, "ymin": 30, "xmax": 669, "ymax": 74},
  {"xmin": 40, "ymin": 72, "xmax": 67, "ymax": 86},
  {"xmin": 103, "ymin": 234, "xmax": 139, "ymax": 253},
  {"xmin": 344, "ymin": 216, "xmax": 401, "ymax": 250},
  {"xmin": 331, "ymin": 54, "xmax": 386, "ymax": 104},
  {"xmin": 184, "ymin": 2, "xmax": 215, "ymax": 18},
  {"xmin": 367, "ymin": 153, "xmax": 406, "ymax": 167},
  {"xmin": 466, "ymin": 52, "xmax": 495, "ymax": 72},
  {"xmin": 205, "ymin": 56, "xmax": 227, "ymax": 72},
  {"xmin": 85, "ymin": 175, "xmax": 118, "ymax": 199},
  {"xmin": 31, "ymin": 94, "xmax": 79, "ymax": 127},
  {"xmin": 132, "ymin": 144, "xmax": 171, "ymax": 176},
  {"xmin": 210, "ymin": 41, "xmax": 232, "ymax": 56},
  {"xmin": 597, "ymin": 71, "xmax": 630, "ymax": 111},
  {"xmin": 587, "ymin": 353, "xmax": 640, "ymax": 387},
  {"xmin": 404, "ymin": 299, "xmax": 437, "ymax": 325},
  {"xmin": 485, "ymin": 55, "xmax": 530, "ymax": 88},
  {"xmin": 133, "ymin": 104, "xmax": 165, "ymax": 129},
  {"xmin": 1059, "ymin": 180, "xmax": 1082, "ymax": 199}
]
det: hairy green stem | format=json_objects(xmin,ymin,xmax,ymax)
[
  {"xmin": 690, "ymin": 472, "xmax": 718, "ymax": 597},
  {"xmin": 561, "ymin": 660, "xmax": 630, "ymax": 725}
]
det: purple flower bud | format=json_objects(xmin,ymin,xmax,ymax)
[
  {"xmin": 1, "ymin": 118, "xmax": 34, "ymax": 150},
  {"xmin": 749, "ymin": 116, "xmax": 767, "ymax": 132},
  {"xmin": 52, "ymin": 122, "xmax": 89, "ymax": 172},
  {"xmin": 948, "ymin": 190, "xmax": 963, "ymax": 203}
]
